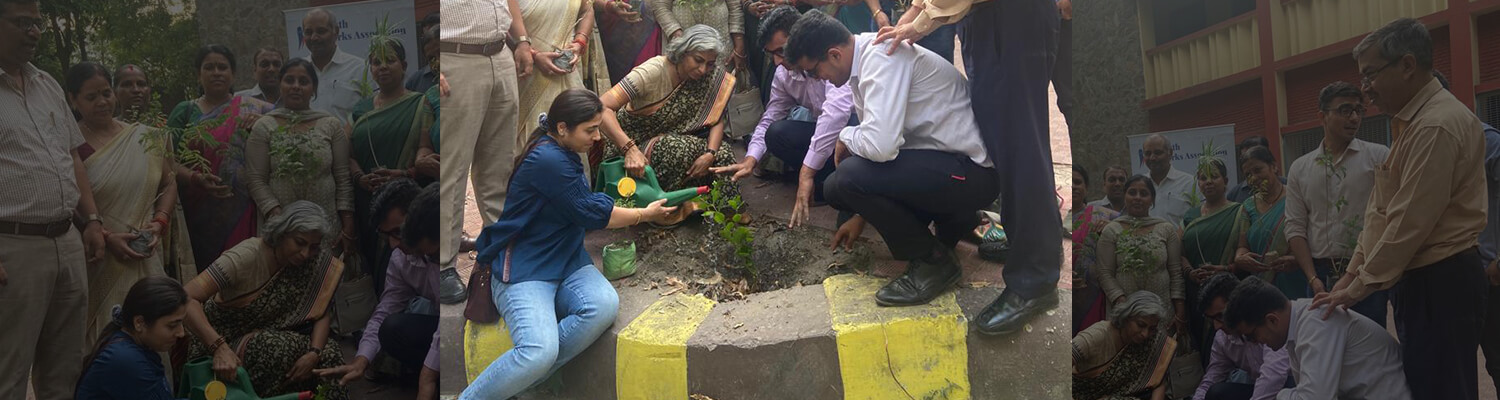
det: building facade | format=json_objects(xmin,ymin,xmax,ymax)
[{"xmin": 1133, "ymin": 0, "xmax": 1500, "ymax": 168}]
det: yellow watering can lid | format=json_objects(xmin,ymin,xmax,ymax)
[
  {"xmin": 205, "ymin": 380, "xmax": 227, "ymax": 400},
  {"xmin": 617, "ymin": 177, "xmax": 636, "ymax": 197}
]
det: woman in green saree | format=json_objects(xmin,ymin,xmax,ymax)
[
  {"xmin": 349, "ymin": 39, "xmax": 431, "ymax": 291},
  {"xmin": 1074, "ymin": 290, "xmax": 1175, "ymax": 400},
  {"xmin": 167, "ymin": 45, "xmax": 276, "ymax": 272},
  {"xmin": 598, "ymin": 25, "xmax": 740, "ymax": 200},
  {"xmin": 1179, "ymin": 158, "xmax": 1244, "ymax": 364},
  {"xmin": 1232, "ymin": 146, "xmax": 1303, "ymax": 299}
]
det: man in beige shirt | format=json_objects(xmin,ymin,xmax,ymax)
[
  {"xmin": 874, "ymin": 0, "xmax": 1063, "ymax": 336},
  {"xmin": 1311, "ymin": 18, "xmax": 1488, "ymax": 400},
  {"xmin": 438, "ymin": 0, "xmax": 534, "ymax": 303},
  {"xmin": 1284, "ymin": 81, "xmax": 1390, "ymax": 323},
  {"xmin": 0, "ymin": 0, "xmax": 107, "ymax": 398}
]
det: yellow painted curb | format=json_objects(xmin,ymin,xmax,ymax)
[
  {"xmin": 616, "ymin": 294, "xmax": 717, "ymax": 400},
  {"xmin": 824, "ymin": 274, "xmax": 970, "ymax": 400},
  {"xmin": 463, "ymin": 319, "xmax": 514, "ymax": 385}
]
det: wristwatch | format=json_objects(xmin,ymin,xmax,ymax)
[
  {"xmin": 514, "ymin": 36, "xmax": 531, "ymax": 47},
  {"xmin": 85, "ymin": 213, "xmax": 103, "ymax": 226}
]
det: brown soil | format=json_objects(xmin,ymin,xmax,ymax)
[{"xmin": 609, "ymin": 217, "xmax": 876, "ymax": 302}]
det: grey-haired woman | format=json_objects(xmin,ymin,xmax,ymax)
[
  {"xmin": 598, "ymin": 24, "xmax": 741, "ymax": 201},
  {"xmin": 1073, "ymin": 291, "xmax": 1176, "ymax": 400},
  {"xmin": 181, "ymin": 201, "xmax": 350, "ymax": 399}
]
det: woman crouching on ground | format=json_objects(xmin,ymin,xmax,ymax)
[{"xmin": 460, "ymin": 88, "xmax": 679, "ymax": 399}]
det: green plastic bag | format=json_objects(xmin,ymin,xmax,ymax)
[
  {"xmin": 177, "ymin": 357, "xmax": 303, "ymax": 400},
  {"xmin": 603, "ymin": 240, "xmax": 637, "ymax": 280}
]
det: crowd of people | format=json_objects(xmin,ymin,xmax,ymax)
[
  {"xmin": 0, "ymin": 0, "xmax": 441, "ymax": 398},
  {"xmin": 1071, "ymin": 17, "xmax": 1500, "ymax": 400},
  {"xmin": 445, "ymin": 0, "xmax": 1072, "ymax": 398}
]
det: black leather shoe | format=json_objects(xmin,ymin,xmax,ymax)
[
  {"xmin": 975, "ymin": 289, "xmax": 1059, "ymax": 336},
  {"xmin": 439, "ymin": 267, "xmax": 468, "ymax": 305},
  {"xmin": 875, "ymin": 248, "xmax": 962, "ymax": 307}
]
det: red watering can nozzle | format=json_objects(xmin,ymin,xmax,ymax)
[{"xmin": 697, "ymin": 186, "xmax": 710, "ymax": 195}]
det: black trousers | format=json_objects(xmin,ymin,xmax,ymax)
[
  {"xmin": 765, "ymin": 120, "xmax": 835, "ymax": 200},
  {"xmin": 824, "ymin": 150, "xmax": 999, "ymax": 261},
  {"xmin": 960, "ymin": 0, "xmax": 1063, "ymax": 300},
  {"xmin": 1483, "ymin": 282, "xmax": 1500, "ymax": 395},
  {"xmin": 1053, "ymin": 19, "xmax": 1073, "ymax": 128},
  {"xmin": 1391, "ymin": 248, "xmax": 1487, "ymax": 400},
  {"xmin": 379, "ymin": 313, "xmax": 439, "ymax": 369},
  {"xmin": 1204, "ymin": 382, "xmax": 1252, "ymax": 400}
]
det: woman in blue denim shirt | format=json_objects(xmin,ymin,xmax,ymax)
[
  {"xmin": 75, "ymin": 276, "xmax": 189, "ymax": 400},
  {"xmin": 462, "ymin": 88, "xmax": 678, "ymax": 399}
]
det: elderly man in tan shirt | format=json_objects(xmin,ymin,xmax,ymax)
[
  {"xmin": 1311, "ymin": 18, "xmax": 1488, "ymax": 400},
  {"xmin": 0, "ymin": 0, "xmax": 107, "ymax": 398},
  {"xmin": 875, "ymin": 0, "xmax": 1064, "ymax": 336}
]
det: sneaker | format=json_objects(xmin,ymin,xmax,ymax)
[{"xmin": 440, "ymin": 267, "xmax": 468, "ymax": 304}]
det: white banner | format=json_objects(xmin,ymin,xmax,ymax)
[
  {"xmin": 282, "ymin": 0, "xmax": 418, "ymax": 70},
  {"xmin": 1126, "ymin": 124, "xmax": 1240, "ymax": 188}
]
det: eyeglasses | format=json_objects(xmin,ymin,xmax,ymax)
[
  {"xmin": 1360, "ymin": 57, "xmax": 1402, "ymax": 87},
  {"xmin": 799, "ymin": 58, "xmax": 826, "ymax": 79},
  {"xmin": 6, "ymin": 16, "xmax": 44, "ymax": 33},
  {"xmin": 378, "ymin": 228, "xmax": 403, "ymax": 241},
  {"xmin": 1329, "ymin": 104, "xmax": 1367, "ymax": 118}
]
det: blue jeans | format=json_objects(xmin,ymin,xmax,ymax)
[{"xmin": 461, "ymin": 265, "xmax": 620, "ymax": 399}]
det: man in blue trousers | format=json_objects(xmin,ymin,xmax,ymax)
[{"xmin": 875, "ymin": 0, "xmax": 1063, "ymax": 335}]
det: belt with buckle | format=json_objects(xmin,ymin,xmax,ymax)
[
  {"xmin": 0, "ymin": 218, "xmax": 74, "ymax": 238},
  {"xmin": 441, "ymin": 40, "xmax": 507, "ymax": 56}
]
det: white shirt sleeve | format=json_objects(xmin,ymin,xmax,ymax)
[{"xmin": 838, "ymin": 44, "xmax": 914, "ymax": 163}]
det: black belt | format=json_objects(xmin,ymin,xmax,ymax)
[
  {"xmin": 441, "ymin": 40, "xmax": 507, "ymax": 56},
  {"xmin": 0, "ymin": 219, "xmax": 73, "ymax": 238}
]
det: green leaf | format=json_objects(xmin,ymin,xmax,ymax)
[{"xmin": 712, "ymin": 212, "xmax": 726, "ymax": 225}]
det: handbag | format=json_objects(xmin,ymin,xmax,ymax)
[
  {"xmin": 464, "ymin": 244, "xmax": 513, "ymax": 323},
  {"xmin": 332, "ymin": 254, "xmax": 377, "ymax": 336},
  {"xmin": 1166, "ymin": 329, "xmax": 1205, "ymax": 399},
  {"xmin": 724, "ymin": 68, "xmax": 764, "ymax": 141},
  {"xmin": 177, "ymin": 357, "xmax": 303, "ymax": 400}
]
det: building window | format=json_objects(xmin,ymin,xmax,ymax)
[
  {"xmin": 1280, "ymin": 115, "xmax": 1393, "ymax": 170},
  {"xmin": 1148, "ymin": 0, "xmax": 1256, "ymax": 46},
  {"xmin": 1480, "ymin": 91, "xmax": 1500, "ymax": 127}
]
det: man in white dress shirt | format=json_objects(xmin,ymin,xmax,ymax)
[
  {"xmin": 1283, "ymin": 81, "xmax": 1390, "ymax": 324},
  {"xmin": 1141, "ymin": 133, "xmax": 1197, "ymax": 225},
  {"xmin": 299, "ymin": 8, "xmax": 368, "ymax": 123},
  {"xmin": 1225, "ymin": 276, "xmax": 1411, "ymax": 400},
  {"xmin": 785, "ymin": 10, "xmax": 998, "ymax": 310}
]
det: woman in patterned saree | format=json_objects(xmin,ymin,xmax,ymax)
[
  {"xmin": 1231, "ymin": 146, "xmax": 1302, "ymax": 299},
  {"xmin": 516, "ymin": 0, "xmax": 613, "ymax": 176},
  {"xmin": 167, "ymin": 45, "xmax": 275, "ymax": 272},
  {"xmin": 598, "ymin": 25, "xmax": 740, "ymax": 200},
  {"xmin": 182, "ymin": 201, "xmax": 347, "ymax": 399},
  {"xmin": 1071, "ymin": 165, "xmax": 1119, "ymax": 334},
  {"xmin": 1074, "ymin": 290, "xmax": 1176, "ymax": 400}
]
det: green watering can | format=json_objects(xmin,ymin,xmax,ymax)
[{"xmin": 596, "ymin": 157, "xmax": 707, "ymax": 207}]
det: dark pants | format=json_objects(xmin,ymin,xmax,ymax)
[
  {"xmin": 1483, "ymin": 282, "xmax": 1500, "ymax": 395},
  {"xmin": 379, "ymin": 313, "xmax": 439, "ymax": 369},
  {"xmin": 1312, "ymin": 258, "xmax": 1388, "ymax": 328},
  {"xmin": 959, "ymin": 0, "xmax": 1063, "ymax": 300},
  {"xmin": 875, "ymin": 1, "xmax": 956, "ymax": 64},
  {"xmin": 765, "ymin": 120, "xmax": 836, "ymax": 201},
  {"xmin": 1205, "ymin": 382, "xmax": 1252, "ymax": 400},
  {"xmin": 1053, "ymin": 19, "xmax": 1073, "ymax": 128},
  {"xmin": 1390, "ymin": 248, "xmax": 1487, "ymax": 400},
  {"xmin": 823, "ymin": 150, "xmax": 999, "ymax": 261}
]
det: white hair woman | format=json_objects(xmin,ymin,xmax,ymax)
[
  {"xmin": 1073, "ymin": 290, "xmax": 1176, "ymax": 400},
  {"xmin": 596, "ymin": 25, "xmax": 742, "ymax": 209}
]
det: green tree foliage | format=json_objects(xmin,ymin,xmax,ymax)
[{"xmin": 34, "ymin": 0, "xmax": 201, "ymax": 108}]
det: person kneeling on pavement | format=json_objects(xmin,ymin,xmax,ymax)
[{"xmin": 315, "ymin": 179, "xmax": 440, "ymax": 399}]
